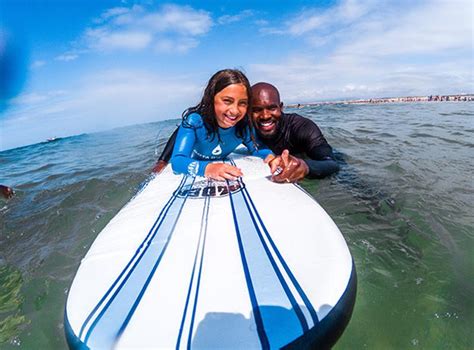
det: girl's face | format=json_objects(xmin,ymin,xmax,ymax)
[{"xmin": 213, "ymin": 83, "xmax": 249, "ymax": 128}]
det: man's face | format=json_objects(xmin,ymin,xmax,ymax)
[{"xmin": 251, "ymin": 88, "xmax": 283, "ymax": 137}]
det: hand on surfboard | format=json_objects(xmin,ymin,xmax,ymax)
[
  {"xmin": 204, "ymin": 163, "xmax": 243, "ymax": 181},
  {"xmin": 266, "ymin": 150, "xmax": 309, "ymax": 183}
]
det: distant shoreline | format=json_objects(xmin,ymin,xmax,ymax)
[{"xmin": 287, "ymin": 93, "xmax": 474, "ymax": 108}]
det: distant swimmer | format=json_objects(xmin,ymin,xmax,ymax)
[
  {"xmin": 0, "ymin": 185, "xmax": 14, "ymax": 199},
  {"xmin": 153, "ymin": 82, "xmax": 339, "ymax": 183}
]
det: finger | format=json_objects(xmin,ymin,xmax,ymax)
[
  {"xmin": 281, "ymin": 149, "xmax": 290, "ymax": 167},
  {"xmin": 269, "ymin": 156, "xmax": 281, "ymax": 173},
  {"xmin": 273, "ymin": 163, "xmax": 299, "ymax": 183},
  {"xmin": 272, "ymin": 167, "xmax": 291, "ymax": 182},
  {"xmin": 222, "ymin": 171, "xmax": 240, "ymax": 180},
  {"xmin": 225, "ymin": 165, "xmax": 243, "ymax": 177},
  {"xmin": 264, "ymin": 154, "xmax": 276, "ymax": 164},
  {"xmin": 271, "ymin": 174, "xmax": 287, "ymax": 183}
]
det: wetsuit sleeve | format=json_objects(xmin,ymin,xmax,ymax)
[
  {"xmin": 158, "ymin": 127, "xmax": 179, "ymax": 162},
  {"xmin": 303, "ymin": 159, "xmax": 339, "ymax": 178},
  {"xmin": 292, "ymin": 117, "xmax": 339, "ymax": 178},
  {"xmin": 170, "ymin": 118, "xmax": 210, "ymax": 177}
]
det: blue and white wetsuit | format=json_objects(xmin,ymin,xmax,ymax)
[{"xmin": 171, "ymin": 113, "xmax": 272, "ymax": 177}]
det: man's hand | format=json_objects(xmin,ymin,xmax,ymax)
[
  {"xmin": 1, "ymin": 185, "xmax": 14, "ymax": 199},
  {"xmin": 267, "ymin": 149, "xmax": 309, "ymax": 183},
  {"xmin": 151, "ymin": 160, "xmax": 168, "ymax": 174},
  {"xmin": 204, "ymin": 163, "xmax": 243, "ymax": 181}
]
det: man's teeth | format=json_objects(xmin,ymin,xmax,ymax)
[{"xmin": 259, "ymin": 120, "xmax": 274, "ymax": 126}]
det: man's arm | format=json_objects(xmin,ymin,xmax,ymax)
[
  {"xmin": 270, "ymin": 116, "xmax": 339, "ymax": 182},
  {"xmin": 151, "ymin": 127, "xmax": 178, "ymax": 174},
  {"xmin": 303, "ymin": 143, "xmax": 339, "ymax": 179},
  {"xmin": 296, "ymin": 118, "xmax": 339, "ymax": 178}
]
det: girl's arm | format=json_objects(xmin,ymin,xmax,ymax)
[{"xmin": 170, "ymin": 123, "xmax": 210, "ymax": 177}]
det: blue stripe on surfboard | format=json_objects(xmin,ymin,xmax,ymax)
[
  {"xmin": 237, "ymin": 180, "xmax": 310, "ymax": 332},
  {"xmin": 228, "ymin": 186, "xmax": 270, "ymax": 350},
  {"xmin": 229, "ymin": 157, "xmax": 319, "ymax": 326},
  {"xmin": 241, "ymin": 184, "xmax": 320, "ymax": 326},
  {"xmin": 78, "ymin": 175, "xmax": 188, "ymax": 340},
  {"xmin": 83, "ymin": 176, "xmax": 195, "ymax": 349},
  {"xmin": 175, "ymin": 182, "xmax": 211, "ymax": 349},
  {"xmin": 228, "ymin": 180, "xmax": 303, "ymax": 348},
  {"xmin": 186, "ymin": 191, "xmax": 211, "ymax": 349}
]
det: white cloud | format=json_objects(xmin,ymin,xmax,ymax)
[
  {"xmin": 142, "ymin": 5, "xmax": 212, "ymax": 35},
  {"xmin": 10, "ymin": 90, "xmax": 67, "ymax": 105},
  {"xmin": 218, "ymin": 10, "xmax": 253, "ymax": 25},
  {"xmin": 31, "ymin": 60, "xmax": 46, "ymax": 69},
  {"xmin": 251, "ymin": 0, "xmax": 473, "ymax": 102},
  {"xmin": 2, "ymin": 69, "xmax": 203, "ymax": 149},
  {"xmin": 154, "ymin": 38, "xmax": 198, "ymax": 53},
  {"xmin": 83, "ymin": 4, "xmax": 212, "ymax": 53},
  {"xmin": 55, "ymin": 53, "xmax": 79, "ymax": 61},
  {"xmin": 254, "ymin": 19, "xmax": 268, "ymax": 26},
  {"xmin": 85, "ymin": 28, "xmax": 152, "ymax": 50},
  {"xmin": 94, "ymin": 6, "xmax": 130, "ymax": 23}
]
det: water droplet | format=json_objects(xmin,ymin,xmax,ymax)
[
  {"xmin": 415, "ymin": 277, "xmax": 423, "ymax": 285},
  {"xmin": 9, "ymin": 337, "xmax": 21, "ymax": 346},
  {"xmin": 411, "ymin": 338, "xmax": 419, "ymax": 346}
]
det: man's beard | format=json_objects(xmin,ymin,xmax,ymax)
[{"xmin": 255, "ymin": 118, "xmax": 279, "ymax": 138}]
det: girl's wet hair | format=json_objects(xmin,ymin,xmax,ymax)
[{"xmin": 183, "ymin": 69, "xmax": 253, "ymax": 142}]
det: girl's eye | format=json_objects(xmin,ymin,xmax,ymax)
[
  {"xmin": 239, "ymin": 101, "xmax": 248, "ymax": 106},
  {"xmin": 223, "ymin": 98, "xmax": 233, "ymax": 104}
]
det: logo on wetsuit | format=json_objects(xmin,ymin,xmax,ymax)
[
  {"xmin": 211, "ymin": 144, "xmax": 222, "ymax": 156},
  {"xmin": 176, "ymin": 179, "xmax": 243, "ymax": 199}
]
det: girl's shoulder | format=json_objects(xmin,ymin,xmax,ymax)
[{"xmin": 183, "ymin": 112, "xmax": 204, "ymax": 129}]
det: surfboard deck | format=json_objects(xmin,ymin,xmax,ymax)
[{"xmin": 65, "ymin": 154, "xmax": 356, "ymax": 349}]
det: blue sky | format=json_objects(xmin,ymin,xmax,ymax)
[{"xmin": 0, "ymin": 0, "xmax": 472, "ymax": 150}]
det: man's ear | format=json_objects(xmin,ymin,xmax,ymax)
[{"xmin": 280, "ymin": 102, "xmax": 284, "ymax": 110}]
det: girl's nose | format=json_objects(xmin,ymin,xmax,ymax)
[{"xmin": 228, "ymin": 103, "xmax": 239, "ymax": 115}]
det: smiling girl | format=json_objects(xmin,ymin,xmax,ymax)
[{"xmin": 170, "ymin": 69, "xmax": 273, "ymax": 180}]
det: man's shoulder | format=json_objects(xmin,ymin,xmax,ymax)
[{"xmin": 282, "ymin": 112, "xmax": 317, "ymax": 129}]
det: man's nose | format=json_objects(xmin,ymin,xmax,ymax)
[{"xmin": 263, "ymin": 108, "xmax": 272, "ymax": 118}]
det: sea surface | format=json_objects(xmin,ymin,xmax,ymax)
[{"xmin": 0, "ymin": 102, "xmax": 473, "ymax": 349}]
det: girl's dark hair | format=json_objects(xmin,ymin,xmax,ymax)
[{"xmin": 183, "ymin": 69, "xmax": 253, "ymax": 142}]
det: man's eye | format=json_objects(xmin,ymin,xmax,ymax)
[{"xmin": 252, "ymin": 107, "xmax": 263, "ymax": 112}]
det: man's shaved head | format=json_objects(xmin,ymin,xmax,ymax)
[
  {"xmin": 250, "ymin": 82, "xmax": 284, "ymax": 137},
  {"xmin": 251, "ymin": 82, "xmax": 281, "ymax": 103}
]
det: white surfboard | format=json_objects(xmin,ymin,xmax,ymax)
[{"xmin": 65, "ymin": 154, "xmax": 356, "ymax": 349}]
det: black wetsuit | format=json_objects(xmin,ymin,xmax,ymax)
[
  {"xmin": 257, "ymin": 113, "xmax": 338, "ymax": 178},
  {"xmin": 158, "ymin": 113, "xmax": 338, "ymax": 178}
]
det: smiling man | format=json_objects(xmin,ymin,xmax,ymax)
[
  {"xmin": 152, "ymin": 82, "xmax": 339, "ymax": 182},
  {"xmin": 251, "ymin": 82, "xmax": 339, "ymax": 182}
]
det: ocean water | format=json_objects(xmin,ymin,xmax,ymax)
[{"xmin": 0, "ymin": 103, "xmax": 473, "ymax": 349}]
